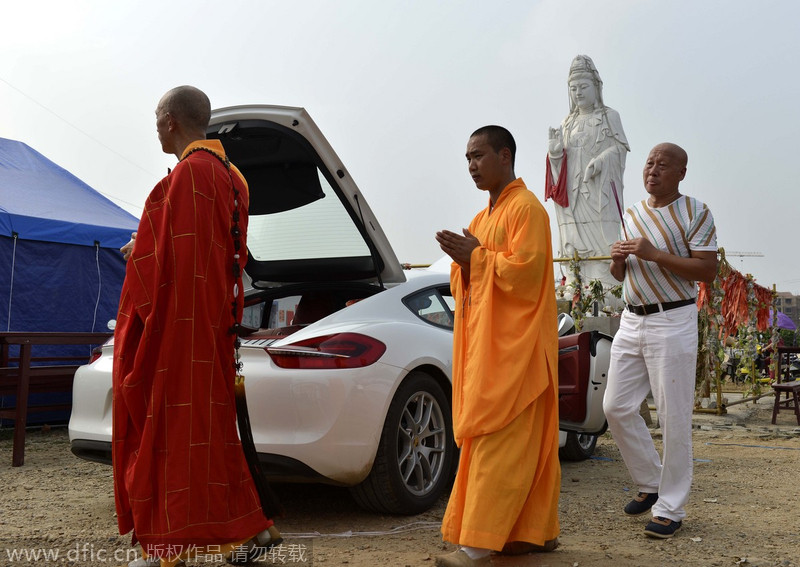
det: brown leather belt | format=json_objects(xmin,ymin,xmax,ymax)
[{"xmin": 626, "ymin": 298, "xmax": 696, "ymax": 316}]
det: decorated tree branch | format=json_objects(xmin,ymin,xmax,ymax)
[{"xmin": 697, "ymin": 249, "xmax": 775, "ymax": 404}]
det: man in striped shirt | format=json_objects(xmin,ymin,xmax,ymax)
[{"xmin": 602, "ymin": 143, "xmax": 717, "ymax": 539}]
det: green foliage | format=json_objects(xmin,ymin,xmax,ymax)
[
  {"xmin": 778, "ymin": 329, "xmax": 797, "ymax": 346},
  {"xmin": 565, "ymin": 258, "xmax": 623, "ymax": 331}
]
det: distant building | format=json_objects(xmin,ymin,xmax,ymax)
[{"xmin": 775, "ymin": 291, "xmax": 800, "ymax": 330}]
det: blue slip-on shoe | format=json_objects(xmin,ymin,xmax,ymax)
[
  {"xmin": 644, "ymin": 516, "xmax": 682, "ymax": 539},
  {"xmin": 624, "ymin": 491, "xmax": 659, "ymax": 516}
]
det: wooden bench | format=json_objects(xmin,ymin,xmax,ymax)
[
  {"xmin": 0, "ymin": 332, "xmax": 112, "ymax": 466},
  {"xmin": 771, "ymin": 380, "xmax": 800, "ymax": 426}
]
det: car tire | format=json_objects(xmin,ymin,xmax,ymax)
[
  {"xmin": 350, "ymin": 370, "xmax": 456, "ymax": 515},
  {"xmin": 559, "ymin": 431, "xmax": 598, "ymax": 461}
]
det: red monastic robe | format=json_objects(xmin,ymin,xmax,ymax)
[
  {"xmin": 442, "ymin": 178, "xmax": 561, "ymax": 550},
  {"xmin": 112, "ymin": 140, "xmax": 270, "ymax": 555}
]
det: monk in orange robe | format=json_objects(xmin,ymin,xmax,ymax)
[
  {"xmin": 113, "ymin": 86, "xmax": 278, "ymax": 567},
  {"xmin": 434, "ymin": 125, "xmax": 560, "ymax": 567}
]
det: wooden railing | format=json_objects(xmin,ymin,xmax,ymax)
[{"xmin": 0, "ymin": 332, "xmax": 112, "ymax": 466}]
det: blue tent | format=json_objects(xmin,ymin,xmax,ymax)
[{"xmin": 0, "ymin": 137, "xmax": 140, "ymax": 423}]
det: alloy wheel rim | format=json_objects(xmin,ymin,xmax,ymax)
[
  {"xmin": 396, "ymin": 391, "xmax": 447, "ymax": 496},
  {"xmin": 577, "ymin": 433, "xmax": 595, "ymax": 451}
]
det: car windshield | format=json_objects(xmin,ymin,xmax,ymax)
[
  {"xmin": 247, "ymin": 170, "xmax": 371, "ymax": 262},
  {"xmin": 208, "ymin": 114, "xmax": 396, "ymax": 284}
]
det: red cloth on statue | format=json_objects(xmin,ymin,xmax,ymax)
[
  {"xmin": 112, "ymin": 140, "xmax": 270, "ymax": 553},
  {"xmin": 544, "ymin": 150, "xmax": 569, "ymax": 208}
]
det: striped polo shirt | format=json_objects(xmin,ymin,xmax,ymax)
[{"xmin": 621, "ymin": 195, "xmax": 717, "ymax": 305}]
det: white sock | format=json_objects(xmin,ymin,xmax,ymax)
[{"xmin": 460, "ymin": 546, "xmax": 491, "ymax": 559}]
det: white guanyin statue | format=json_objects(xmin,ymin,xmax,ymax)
[{"xmin": 546, "ymin": 55, "xmax": 629, "ymax": 290}]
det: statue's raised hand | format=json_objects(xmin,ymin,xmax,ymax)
[{"xmin": 548, "ymin": 127, "xmax": 563, "ymax": 155}]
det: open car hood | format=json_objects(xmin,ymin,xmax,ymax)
[{"xmin": 208, "ymin": 105, "xmax": 405, "ymax": 287}]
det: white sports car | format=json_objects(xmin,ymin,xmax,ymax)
[{"xmin": 69, "ymin": 106, "xmax": 609, "ymax": 515}]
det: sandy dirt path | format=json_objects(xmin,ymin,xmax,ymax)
[{"xmin": 1, "ymin": 394, "xmax": 799, "ymax": 567}]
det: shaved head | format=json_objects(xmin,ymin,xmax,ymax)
[
  {"xmin": 651, "ymin": 142, "xmax": 688, "ymax": 168},
  {"xmin": 642, "ymin": 142, "xmax": 689, "ymax": 206},
  {"xmin": 470, "ymin": 125, "xmax": 516, "ymax": 168},
  {"xmin": 158, "ymin": 85, "xmax": 211, "ymax": 133}
]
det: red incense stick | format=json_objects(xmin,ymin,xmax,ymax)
[{"xmin": 611, "ymin": 181, "xmax": 629, "ymax": 240}]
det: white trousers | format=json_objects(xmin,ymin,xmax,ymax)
[{"xmin": 602, "ymin": 304, "xmax": 697, "ymax": 521}]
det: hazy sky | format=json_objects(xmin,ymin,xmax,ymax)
[{"xmin": 3, "ymin": 0, "xmax": 799, "ymax": 293}]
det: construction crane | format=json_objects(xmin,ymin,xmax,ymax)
[
  {"xmin": 725, "ymin": 251, "xmax": 764, "ymax": 257},
  {"xmin": 723, "ymin": 250, "xmax": 764, "ymax": 272}
]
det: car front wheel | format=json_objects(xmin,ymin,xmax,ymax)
[{"xmin": 350, "ymin": 371, "xmax": 456, "ymax": 514}]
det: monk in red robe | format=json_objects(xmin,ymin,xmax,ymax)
[
  {"xmin": 113, "ymin": 86, "xmax": 278, "ymax": 567},
  {"xmin": 434, "ymin": 126, "xmax": 561, "ymax": 567}
]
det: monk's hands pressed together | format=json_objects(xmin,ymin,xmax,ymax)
[{"xmin": 435, "ymin": 228, "xmax": 480, "ymax": 270}]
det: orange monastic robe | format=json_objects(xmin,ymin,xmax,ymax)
[
  {"xmin": 112, "ymin": 140, "xmax": 271, "ymax": 558},
  {"xmin": 441, "ymin": 178, "xmax": 560, "ymax": 550}
]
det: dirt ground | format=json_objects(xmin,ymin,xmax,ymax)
[{"xmin": 2, "ymin": 393, "xmax": 799, "ymax": 567}]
